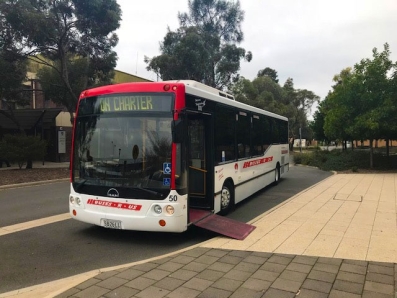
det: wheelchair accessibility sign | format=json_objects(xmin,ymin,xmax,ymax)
[
  {"xmin": 163, "ymin": 163, "xmax": 171, "ymax": 174},
  {"xmin": 163, "ymin": 178, "xmax": 171, "ymax": 186}
]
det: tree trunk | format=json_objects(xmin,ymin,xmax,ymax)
[
  {"xmin": 26, "ymin": 160, "xmax": 32, "ymax": 169},
  {"xmin": 386, "ymin": 139, "xmax": 390, "ymax": 157},
  {"xmin": 69, "ymin": 111, "xmax": 75, "ymax": 125},
  {"xmin": 369, "ymin": 139, "xmax": 374, "ymax": 168}
]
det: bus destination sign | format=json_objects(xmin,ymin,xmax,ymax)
[
  {"xmin": 78, "ymin": 94, "xmax": 173, "ymax": 115},
  {"xmin": 100, "ymin": 96, "xmax": 154, "ymax": 112}
]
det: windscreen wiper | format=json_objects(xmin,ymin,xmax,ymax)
[{"xmin": 74, "ymin": 179, "xmax": 87, "ymax": 192}]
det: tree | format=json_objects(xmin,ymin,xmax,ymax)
[
  {"xmin": 281, "ymin": 78, "xmax": 319, "ymax": 150},
  {"xmin": 231, "ymin": 75, "xmax": 285, "ymax": 113},
  {"xmin": 257, "ymin": 67, "xmax": 278, "ymax": 83},
  {"xmin": 0, "ymin": 49, "xmax": 30, "ymax": 132},
  {"xmin": 351, "ymin": 43, "xmax": 395, "ymax": 166},
  {"xmin": 0, "ymin": 8, "xmax": 30, "ymax": 131},
  {"xmin": 145, "ymin": 0, "xmax": 252, "ymax": 89},
  {"xmin": 310, "ymin": 101, "xmax": 329, "ymax": 145},
  {"xmin": 37, "ymin": 54, "xmax": 116, "ymax": 112},
  {"xmin": 323, "ymin": 68, "xmax": 356, "ymax": 147},
  {"xmin": 322, "ymin": 44, "xmax": 396, "ymax": 168},
  {"xmin": 0, "ymin": 0, "xmax": 121, "ymax": 121}
]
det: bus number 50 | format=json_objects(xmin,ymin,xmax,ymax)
[{"xmin": 169, "ymin": 195, "xmax": 177, "ymax": 202}]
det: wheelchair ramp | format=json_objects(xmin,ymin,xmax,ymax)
[{"xmin": 189, "ymin": 209, "xmax": 256, "ymax": 240}]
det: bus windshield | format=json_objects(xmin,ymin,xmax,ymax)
[{"xmin": 72, "ymin": 94, "xmax": 175, "ymax": 199}]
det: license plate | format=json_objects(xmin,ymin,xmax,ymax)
[{"xmin": 102, "ymin": 219, "xmax": 122, "ymax": 229}]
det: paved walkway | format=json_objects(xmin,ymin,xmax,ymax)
[{"xmin": 2, "ymin": 173, "xmax": 397, "ymax": 297}]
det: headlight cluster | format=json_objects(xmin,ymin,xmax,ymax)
[
  {"xmin": 69, "ymin": 195, "xmax": 82, "ymax": 206},
  {"xmin": 153, "ymin": 204, "xmax": 175, "ymax": 215}
]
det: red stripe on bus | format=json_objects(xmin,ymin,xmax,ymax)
[{"xmin": 87, "ymin": 199, "xmax": 142, "ymax": 211}]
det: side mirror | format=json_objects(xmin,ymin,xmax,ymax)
[{"xmin": 172, "ymin": 119, "xmax": 185, "ymax": 143}]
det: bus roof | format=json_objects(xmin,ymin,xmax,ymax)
[
  {"xmin": 164, "ymin": 80, "xmax": 235, "ymax": 100},
  {"xmin": 168, "ymin": 80, "xmax": 288, "ymax": 122},
  {"xmin": 79, "ymin": 80, "xmax": 288, "ymax": 122}
]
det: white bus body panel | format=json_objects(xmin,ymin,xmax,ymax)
[
  {"xmin": 69, "ymin": 188, "xmax": 189, "ymax": 232},
  {"xmin": 213, "ymin": 145, "xmax": 289, "ymax": 213}
]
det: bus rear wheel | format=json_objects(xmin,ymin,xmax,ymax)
[
  {"xmin": 274, "ymin": 165, "xmax": 280, "ymax": 185},
  {"xmin": 220, "ymin": 182, "xmax": 234, "ymax": 215}
]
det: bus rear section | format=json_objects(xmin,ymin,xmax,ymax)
[{"xmin": 69, "ymin": 83, "xmax": 190, "ymax": 232}]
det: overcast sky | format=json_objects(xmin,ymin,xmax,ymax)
[{"xmin": 114, "ymin": 0, "xmax": 397, "ymax": 110}]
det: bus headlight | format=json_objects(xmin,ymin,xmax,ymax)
[
  {"xmin": 165, "ymin": 205, "xmax": 175, "ymax": 215},
  {"xmin": 153, "ymin": 205, "xmax": 162, "ymax": 214},
  {"xmin": 70, "ymin": 195, "xmax": 82, "ymax": 206}
]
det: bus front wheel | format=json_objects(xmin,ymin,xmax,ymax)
[{"xmin": 220, "ymin": 182, "xmax": 234, "ymax": 215}]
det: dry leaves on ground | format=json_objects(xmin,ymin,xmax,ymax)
[{"xmin": 0, "ymin": 168, "xmax": 69, "ymax": 186}]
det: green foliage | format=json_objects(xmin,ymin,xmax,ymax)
[
  {"xmin": 0, "ymin": 51, "xmax": 28, "ymax": 102},
  {"xmin": 0, "ymin": 49, "xmax": 30, "ymax": 130},
  {"xmin": 37, "ymin": 56, "xmax": 116, "ymax": 114},
  {"xmin": 0, "ymin": 134, "xmax": 47, "ymax": 169},
  {"xmin": 310, "ymin": 101, "xmax": 328, "ymax": 143},
  {"xmin": 294, "ymin": 149, "xmax": 397, "ymax": 171},
  {"xmin": 145, "ymin": 0, "xmax": 252, "ymax": 89},
  {"xmin": 293, "ymin": 152, "xmax": 312, "ymax": 166},
  {"xmin": 0, "ymin": 0, "xmax": 121, "ymax": 117},
  {"xmin": 232, "ymin": 76, "xmax": 286, "ymax": 113},
  {"xmin": 321, "ymin": 43, "xmax": 397, "ymax": 167},
  {"xmin": 0, "ymin": 11, "xmax": 30, "ymax": 129},
  {"xmin": 257, "ymin": 67, "xmax": 279, "ymax": 83}
]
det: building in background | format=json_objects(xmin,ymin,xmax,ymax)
[{"xmin": 0, "ymin": 67, "xmax": 151, "ymax": 162}]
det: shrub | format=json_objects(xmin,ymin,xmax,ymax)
[
  {"xmin": 293, "ymin": 148, "xmax": 395, "ymax": 172},
  {"xmin": 0, "ymin": 134, "xmax": 47, "ymax": 169},
  {"xmin": 293, "ymin": 153, "xmax": 303, "ymax": 164}
]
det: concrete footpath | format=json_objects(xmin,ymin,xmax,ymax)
[{"xmin": 1, "ymin": 172, "xmax": 397, "ymax": 297}]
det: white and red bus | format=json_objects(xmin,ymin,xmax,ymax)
[{"xmin": 69, "ymin": 80, "xmax": 289, "ymax": 232}]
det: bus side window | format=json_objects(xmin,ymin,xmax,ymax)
[
  {"xmin": 272, "ymin": 119, "xmax": 280, "ymax": 144},
  {"xmin": 263, "ymin": 116, "xmax": 271, "ymax": 150},
  {"xmin": 215, "ymin": 106, "xmax": 235, "ymax": 164},
  {"xmin": 252, "ymin": 115, "xmax": 263, "ymax": 156},
  {"xmin": 236, "ymin": 112, "xmax": 250, "ymax": 159}
]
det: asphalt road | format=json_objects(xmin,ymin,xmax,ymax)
[
  {"xmin": 0, "ymin": 166, "xmax": 332, "ymax": 294},
  {"xmin": 0, "ymin": 181, "xmax": 69, "ymax": 226}
]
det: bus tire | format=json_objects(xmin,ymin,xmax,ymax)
[
  {"xmin": 220, "ymin": 182, "xmax": 234, "ymax": 215},
  {"xmin": 274, "ymin": 165, "xmax": 280, "ymax": 185}
]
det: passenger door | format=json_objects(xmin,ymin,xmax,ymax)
[{"xmin": 187, "ymin": 113, "xmax": 213, "ymax": 209}]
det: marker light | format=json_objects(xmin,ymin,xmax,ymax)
[
  {"xmin": 164, "ymin": 84, "xmax": 170, "ymax": 91},
  {"xmin": 159, "ymin": 220, "xmax": 166, "ymax": 227},
  {"xmin": 153, "ymin": 205, "xmax": 162, "ymax": 214},
  {"xmin": 72, "ymin": 210, "xmax": 77, "ymax": 216},
  {"xmin": 165, "ymin": 205, "xmax": 175, "ymax": 215},
  {"xmin": 172, "ymin": 86, "xmax": 177, "ymax": 91}
]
